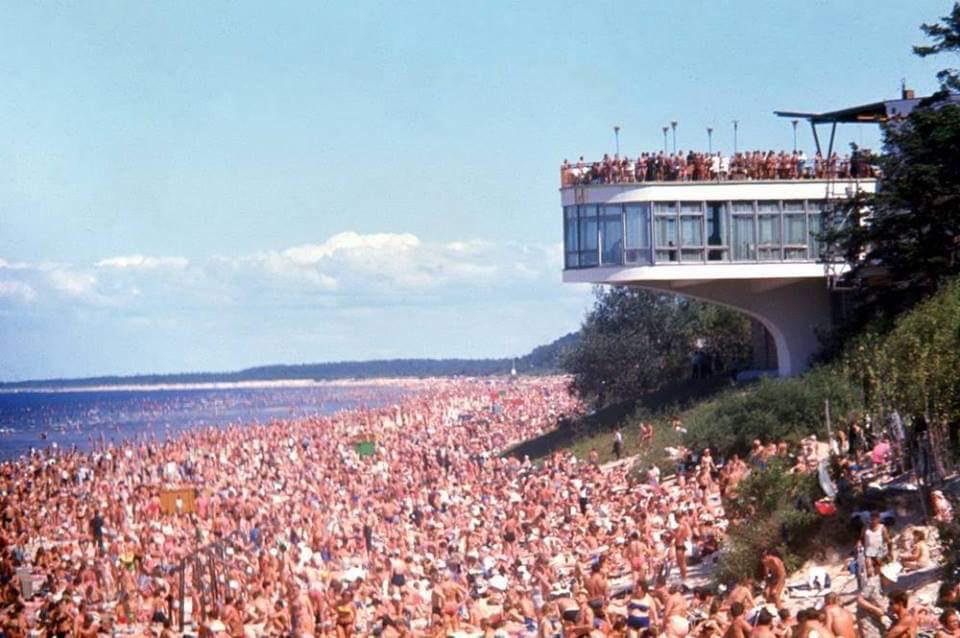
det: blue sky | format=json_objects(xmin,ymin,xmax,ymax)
[{"xmin": 0, "ymin": 1, "xmax": 950, "ymax": 380}]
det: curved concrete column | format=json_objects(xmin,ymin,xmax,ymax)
[{"xmin": 637, "ymin": 278, "xmax": 832, "ymax": 377}]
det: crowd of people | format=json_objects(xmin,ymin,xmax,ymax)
[
  {"xmin": 0, "ymin": 376, "xmax": 953, "ymax": 637},
  {"xmin": 560, "ymin": 150, "xmax": 879, "ymax": 187}
]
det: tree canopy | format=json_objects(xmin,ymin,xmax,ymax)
[
  {"xmin": 824, "ymin": 5, "xmax": 960, "ymax": 334},
  {"xmin": 562, "ymin": 287, "xmax": 751, "ymax": 405},
  {"xmin": 914, "ymin": 2, "xmax": 960, "ymax": 92}
]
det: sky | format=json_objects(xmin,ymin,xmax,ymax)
[{"xmin": 0, "ymin": 1, "xmax": 951, "ymax": 381}]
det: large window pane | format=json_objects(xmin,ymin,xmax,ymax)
[
  {"xmin": 625, "ymin": 204, "xmax": 650, "ymax": 248},
  {"xmin": 758, "ymin": 214, "xmax": 781, "ymax": 261},
  {"xmin": 654, "ymin": 216, "xmax": 678, "ymax": 262},
  {"xmin": 564, "ymin": 207, "xmax": 579, "ymax": 256},
  {"xmin": 731, "ymin": 201, "xmax": 754, "ymax": 214},
  {"xmin": 564, "ymin": 207, "xmax": 580, "ymax": 268},
  {"xmin": 784, "ymin": 214, "xmax": 806, "ymax": 245},
  {"xmin": 655, "ymin": 216, "xmax": 677, "ymax": 246},
  {"xmin": 706, "ymin": 203, "xmax": 727, "ymax": 261},
  {"xmin": 783, "ymin": 200, "xmax": 806, "ymax": 213},
  {"xmin": 578, "ymin": 206, "xmax": 598, "ymax": 250},
  {"xmin": 624, "ymin": 204, "xmax": 651, "ymax": 263},
  {"xmin": 601, "ymin": 209, "xmax": 624, "ymax": 265},
  {"xmin": 603, "ymin": 205, "xmax": 623, "ymax": 218},
  {"xmin": 680, "ymin": 201, "xmax": 702, "ymax": 214},
  {"xmin": 706, "ymin": 204, "xmax": 725, "ymax": 245},
  {"xmin": 680, "ymin": 216, "xmax": 703, "ymax": 247},
  {"xmin": 732, "ymin": 216, "xmax": 755, "ymax": 260},
  {"xmin": 758, "ymin": 201, "xmax": 780, "ymax": 215},
  {"xmin": 808, "ymin": 211, "xmax": 824, "ymax": 259},
  {"xmin": 758, "ymin": 215, "xmax": 780, "ymax": 244},
  {"xmin": 784, "ymin": 247, "xmax": 807, "ymax": 260},
  {"xmin": 653, "ymin": 202, "xmax": 677, "ymax": 215},
  {"xmin": 578, "ymin": 205, "xmax": 598, "ymax": 266}
]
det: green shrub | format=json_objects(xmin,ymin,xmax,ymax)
[
  {"xmin": 684, "ymin": 368, "xmax": 862, "ymax": 458},
  {"xmin": 714, "ymin": 462, "xmax": 826, "ymax": 585},
  {"xmin": 938, "ymin": 515, "xmax": 960, "ymax": 589},
  {"xmin": 837, "ymin": 278, "xmax": 960, "ymax": 461}
]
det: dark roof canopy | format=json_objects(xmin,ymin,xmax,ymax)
[
  {"xmin": 776, "ymin": 93, "xmax": 960, "ymax": 124},
  {"xmin": 774, "ymin": 102, "xmax": 887, "ymax": 124},
  {"xmin": 773, "ymin": 93, "xmax": 960, "ymax": 154}
]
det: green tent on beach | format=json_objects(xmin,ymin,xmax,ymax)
[{"xmin": 354, "ymin": 440, "xmax": 376, "ymax": 457}]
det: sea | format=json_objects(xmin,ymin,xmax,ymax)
[{"xmin": 0, "ymin": 382, "xmax": 409, "ymax": 461}]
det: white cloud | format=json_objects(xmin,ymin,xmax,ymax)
[
  {"xmin": 47, "ymin": 269, "xmax": 105, "ymax": 303},
  {"xmin": 0, "ymin": 281, "xmax": 37, "ymax": 303},
  {"xmin": 239, "ymin": 231, "xmax": 512, "ymax": 291},
  {"xmin": 96, "ymin": 255, "xmax": 189, "ymax": 270},
  {"xmin": 0, "ymin": 257, "xmax": 35, "ymax": 271},
  {"xmin": 1, "ymin": 232, "xmax": 578, "ymax": 314},
  {"xmin": 445, "ymin": 240, "xmax": 492, "ymax": 255},
  {"xmin": 282, "ymin": 232, "xmax": 421, "ymax": 265},
  {"xmin": 1, "ymin": 232, "xmax": 598, "ymax": 379}
]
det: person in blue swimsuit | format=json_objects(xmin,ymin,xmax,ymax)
[{"xmin": 627, "ymin": 580, "xmax": 659, "ymax": 636}]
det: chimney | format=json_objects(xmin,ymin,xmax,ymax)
[{"xmin": 902, "ymin": 87, "xmax": 915, "ymax": 99}]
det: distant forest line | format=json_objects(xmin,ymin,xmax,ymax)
[{"xmin": 0, "ymin": 333, "xmax": 578, "ymax": 389}]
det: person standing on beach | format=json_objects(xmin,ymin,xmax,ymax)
[
  {"xmin": 613, "ymin": 429, "xmax": 623, "ymax": 460},
  {"xmin": 674, "ymin": 513, "xmax": 691, "ymax": 581},
  {"xmin": 761, "ymin": 549, "xmax": 786, "ymax": 605},
  {"xmin": 89, "ymin": 510, "xmax": 104, "ymax": 552},
  {"xmin": 585, "ymin": 561, "xmax": 608, "ymax": 617},
  {"xmin": 862, "ymin": 512, "xmax": 893, "ymax": 576}
]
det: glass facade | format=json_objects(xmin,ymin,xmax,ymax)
[
  {"xmin": 600, "ymin": 206, "xmax": 624, "ymax": 265},
  {"xmin": 564, "ymin": 207, "xmax": 579, "ymax": 268},
  {"xmin": 732, "ymin": 214, "xmax": 755, "ymax": 261},
  {"xmin": 563, "ymin": 199, "xmax": 835, "ymax": 268},
  {"xmin": 706, "ymin": 203, "xmax": 726, "ymax": 261},
  {"xmin": 807, "ymin": 205, "xmax": 826, "ymax": 259},
  {"xmin": 624, "ymin": 204, "xmax": 651, "ymax": 263}
]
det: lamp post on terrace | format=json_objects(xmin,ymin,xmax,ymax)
[
  {"xmin": 792, "ymin": 120, "xmax": 799, "ymax": 152},
  {"xmin": 733, "ymin": 120, "xmax": 739, "ymax": 154},
  {"xmin": 670, "ymin": 121, "xmax": 678, "ymax": 154},
  {"xmin": 707, "ymin": 127, "xmax": 713, "ymax": 154},
  {"xmin": 614, "ymin": 126, "xmax": 621, "ymax": 155},
  {"xmin": 662, "ymin": 126, "xmax": 669, "ymax": 153}
]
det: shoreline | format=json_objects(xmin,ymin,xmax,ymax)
[{"xmin": 0, "ymin": 376, "xmax": 455, "ymax": 395}]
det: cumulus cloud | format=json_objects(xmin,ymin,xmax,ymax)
[
  {"xmin": 0, "ymin": 257, "xmax": 35, "ymax": 271},
  {"xmin": 445, "ymin": 240, "xmax": 493, "ymax": 255},
  {"xmin": 238, "ymin": 231, "xmax": 511, "ymax": 291},
  {"xmin": 46, "ymin": 269, "xmax": 106, "ymax": 302},
  {"xmin": 0, "ymin": 281, "xmax": 37, "ymax": 303},
  {"xmin": 0, "ymin": 232, "xmax": 577, "ymax": 312},
  {"xmin": 283, "ymin": 232, "xmax": 421, "ymax": 265},
  {"xmin": 96, "ymin": 255, "xmax": 189, "ymax": 270},
  {"xmin": 1, "ymin": 233, "xmax": 595, "ymax": 379}
]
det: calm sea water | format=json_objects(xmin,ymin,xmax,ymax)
[{"xmin": 0, "ymin": 384, "xmax": 408, "ymax": 461}]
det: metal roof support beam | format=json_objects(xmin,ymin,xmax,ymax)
[
  {"xmin": 810, "ymin": 122, "xmax": 822, "ymax": 156},
  {"xmin": 827, "ymin": 122, "xmax": 837, "ymax": 157}
]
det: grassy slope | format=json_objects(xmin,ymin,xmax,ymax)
[{"xmin": 505, "ymin": 375, "xmax": 741, "ymax": 470}]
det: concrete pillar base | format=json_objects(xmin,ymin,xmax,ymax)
[{"xmin": 637, "ymin": 277, "xmax": 832, "ymax": 377}]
